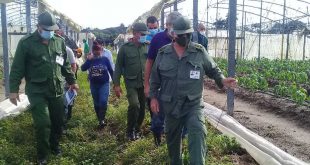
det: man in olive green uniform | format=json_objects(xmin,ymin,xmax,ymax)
[
  {"xmin": 149, "ymin": 17, "xmax": 237, "ymax": 165},
  {"xmin": 9, "ymin": 11, "xmax": 78, "ymax": 164},
  {"xmin": 113, "ymin": 23, "xmax": 149, "ymax": 141}
]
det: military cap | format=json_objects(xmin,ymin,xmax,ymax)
[
  {"xmin": 38, "ymin": 11, "xmax": 59, "ymax": 31},
  {"xmin": 173, "ymin": 16, "xmax": 194, "ymax": 35},
  {"xmin": 132, "ymin": 22, "xmax": 150, "ymax": 35}
]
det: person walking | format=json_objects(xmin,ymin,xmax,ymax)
[
  {"xmin": 149, "ymin": 16, "xmax": 237, "ymax": 165},
  {"xmin": 9, "ymin": 11, "xmax": 78, "ymax": 164},
  {"xmin": 144, "ymin": 11, "xmax": 182, "ymax": 146},
  {"xmin": 113, "ymin": 22, "xmax": 149, "ymax": 141},
  {"xmin": 81, "ymin": 41, "xmax": 113, "ymax": 129}
]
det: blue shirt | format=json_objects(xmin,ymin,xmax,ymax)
[
  {"xmin": 81, "ymin": 56, "xmax": 113, "ymax": 84},
  {"xmin": 147, "ymin": 29, "xmax": 172, "ymax": 60}
]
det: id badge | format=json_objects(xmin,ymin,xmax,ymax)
[
  {"xmin": 56, "ymin": 55, "xmax": 64, "ymax": 66},
  {"xmin": 190, "ymin": 70, "xmax": 200, "ymax": 79}
]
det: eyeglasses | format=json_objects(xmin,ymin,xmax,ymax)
[{"xmin": 148, "ymin": 27, "xmax": 158, "ymax": 29}]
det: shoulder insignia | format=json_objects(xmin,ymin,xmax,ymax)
[
  {"xmin": 54, "ymin": 34, "xmax": 65, "ymax": 40},
  {"xmin": 20, "ymin": 34, "xmax": 32, "ymax": 41},
  {"xmin": 158, "ymin": 44, "xmax": 170, "ymax": 54},
  {"xmin": 194, "ymin": 43, "xmax": 204, "ymax": 51}
]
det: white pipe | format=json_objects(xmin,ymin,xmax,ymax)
[
  {"xmin": 0, "ymin": 94, "xmax": 30, "ymax": 120},
  {"xmin": 203, "ymin": 102, "xmax": 309, "ymax": 165}
]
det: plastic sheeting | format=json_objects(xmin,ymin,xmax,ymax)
[
  {"xmin": 0, "ymin": 94, "xmax": 29, "ymax": 120},
  {"xmin": 203, "ymin": 103, "xmax": 309, "ymax": 165}
]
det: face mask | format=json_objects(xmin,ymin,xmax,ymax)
[
  {"xmin": 40, "ymin": 30, "xmax": 54, "ymax": 40},
  {"xmin": 175, "ymin": 34, "xmax": 191, "ymax": 47},
  {"xmin": 139, "ymin": 35, "xmax": 146, "ymax": 43},
  {"xmin": 148, "ymin": 29, "xmax": 159, "ymax": 36},
  {"xmin": 199, "ymin": 31, "xmax": 206, "ymax": 36}
]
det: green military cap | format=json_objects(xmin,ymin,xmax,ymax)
[
  {"xmin": 172, "ymin": 16, "xmax": 194, "ymax": 35},
  {"xmin": 38, "ymin": 11, "xmax": 59, "ymax": 31},
  {"xmin": 132, "ymin": 22, "xmax": 150, "ymax": 35}
]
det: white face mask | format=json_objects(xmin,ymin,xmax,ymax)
[{"xmin": 199, "ymin": 31, "xmax": 206, "ymax": 36}]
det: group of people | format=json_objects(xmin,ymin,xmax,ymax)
[{"xmin": 9, "ymin": 10, "xmax": 237, "ymax": 165}]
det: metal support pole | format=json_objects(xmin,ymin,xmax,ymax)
[
  {"xmin": 285, "ymin": 32, "xmax": 289, "ymax": 59},
  {"xmin": 227, "ymin": 0, "xmax": 237, "ymax": 116},
  {"xmin": 26, "ymin": 0, "xmax": 31, "ymax": 34},
  {"xmin": 215, "ymin": 0, "xmax": 219, "ymax": 58},
  {"xmin": 174, "ymin": 0, "xmax": 178, "ymax": 11},
  {"xmin": 240, "ymin": 0, "xmax": 245, "ymax": 59},
  {"xmin": 193, "ymin": 0, "xmax": 198, "ymax": 42},
  {"xmin": 161, "ymin": 7, "xmax": 165, "ymax": 30},
  {"xmin": 280, "ymin": 0, "xmax": 286, "ymax": 60},
  {"xmin": 206, "ymin": 0, "xmax": 209, "ymax": 27},
  {"xmin": 243, "ymin": 12, "xmax": 247, "ymax": 59},
  {"xmin": 302, "ymin": 34, "xmax": 306, "ymax": 60},
  {"xmin": 1, "ymin": 3, "xmax": 10, "ymax": 98},
  {"xmin": 258, "ymin": 0, "xmax": 263, "ymax": 61}
]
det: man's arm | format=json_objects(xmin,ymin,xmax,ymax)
[
  {"xmin": 113, "ymin": 46, "xmax": 125, "ymax": 98},
  {"xmin": 113, "ymin": 45, "xmax": 125, "ymax": 86},
  {"xmin": 9, "ymin": 39, "xmax": 26, "ymax": 105},
  {"xmin": 149, "ymin": 54, "xmax": 162, "ymax": 114},
  {"xmin": 202, "ymin": 48, "xmax": 225, "ymax": 89},
  {"xmin": 66, "ymin": 47, "xmax": 77, "ymax": 73},
  {"xmin": 105, "ymin": 58, "xmax": 114, "ymax": 79},
  {"xmin": 106, "ymin": 49, "xmax": 115, "ymax": 70},
  {"xmin": 61, "ymin": 42, "xmax": 76, "ymax": 85},
  {"xmin": 144, "ymin": 59, "xmax": 154, "ymax": 97},
  {"xmin": 9, "ymin": 39, "xmax": 26, "ymax": 94}
]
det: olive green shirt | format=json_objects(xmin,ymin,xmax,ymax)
[
  {"xmin": 113, "ymin": 42, "xmax": 147, "ymax": 88},
  {"xmin": 9, "ymin": 30, "xmax": 76, "ymax": 97},
  {"xmin": 149, "ymin": 42, "xmax": 224, "ymax": 116}
]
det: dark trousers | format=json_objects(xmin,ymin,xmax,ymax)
[
  {"xmin": 126, "ymin": 87, "xmax": 145, "ymax": 134},
  {"xmin": 28, "ymin": 95, "xmax": 64, "ymax": 159}
]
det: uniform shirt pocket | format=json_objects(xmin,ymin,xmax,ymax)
[
  {"xmin": 159, "ymin": 63, "xmax": 176, "ymax": 79},
  {"xmin": 186, "ymin": 60, "xmax": 204, "ymax": 80}
]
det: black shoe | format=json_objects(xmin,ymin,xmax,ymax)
[
  {"xmin": 51, "ymin": 146, "xmax": 62, "ymax": 156},
  {"xmin": 127, "ymin": 132, "xmax": 135, "ymax": 141},
  {"xmin": 98, "ymin": 120, "xmax": 107, "ymax": 129},
  {"xmin": 135, "ymin": 131, "xmax": 142, "ymax": 140},
  {"xmin": 37, "ymin": 158, "xmax": 47, "ymax": 165},
  {"xmin": 153, "ymin": 133, "xmax": 161, "ymax": 146}
]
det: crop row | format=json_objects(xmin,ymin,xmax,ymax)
[{"xmin": 215, "ymin": 58, "xmax": 310, "ymax": 105}]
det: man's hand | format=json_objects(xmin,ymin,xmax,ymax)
[
  {"xmin": 114, "ymin": 85, "xmax": 122, "ymax": 98},
  {"xmin": 9, "ymin": 93, "xmax": 20, "ymax": 106},
  {"xmin": 144, "ymin": 83, "xmax": 150, "ymax": 97},
  {"xmin": 222, "ymin": 77, "xmax": 238, "ymax": 89},
  {"xmin": 69, "ymin": 84, "xmax": 79, "ymax": 91},
  {"xmin": 87, "ymin": 53, "xmax": 93, "ymax": 60},
  {"xmin": 71, "ymin": 63, "xmax": 77, "ymax": 73},
  {"xmin": 150, "ymin": 98, "xmax": 159, "ymax": 115}
]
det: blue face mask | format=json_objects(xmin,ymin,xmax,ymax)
[
  {"xmin": 139, "ymin": 35, "xmax": 146, "ymax": 43},
  {"xmin": 40, "ymin": 30, "xmax": 54, "ymax": 40},
  {"xmin": 148, "ymin": 29, "xmax": 159, "ymax": 36}
]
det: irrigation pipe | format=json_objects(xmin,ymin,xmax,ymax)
[
  {"xmin": 203, "ymin": 102, "xmax": 309, "ymax": 165},
  {"xmin": 0, "ymin": 94, "xmax": 30, "ymax": 120}
]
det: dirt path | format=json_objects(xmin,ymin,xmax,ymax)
[{"xmin": 203, "ymin": 88, "xmax": 310, "ymax": 163}]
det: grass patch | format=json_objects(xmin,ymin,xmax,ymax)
[{"xmin": 0, "ymin": 71, "xmax": 250, "ymax": 164}]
